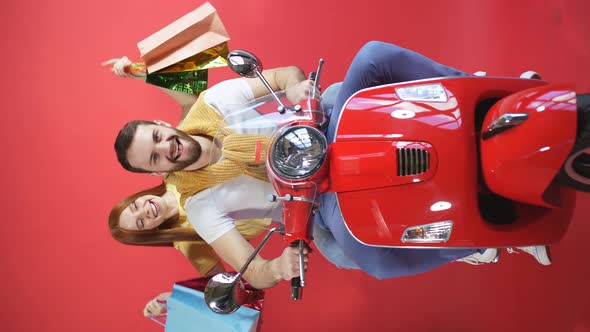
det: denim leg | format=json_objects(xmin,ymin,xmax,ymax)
[
  {"xmin": 327, "ymin": 41, "xmax": 467, "ymax": 143},
  {"xmin": 320, "ymin": 82, "xmax": 343, "ymax": 119},
  {"xmin": 313, "ymin": 222, "xmax": 360, "ymax": 270}
]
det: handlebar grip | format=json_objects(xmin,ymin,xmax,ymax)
[
  {"xmin": 290, "ymin": 240, "xmax": 305, "ymax": 300},
  {"xmin": 291, "ymin": 277, "xmax": 302, "ymax": 300}
]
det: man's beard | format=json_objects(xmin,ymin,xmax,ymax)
[{"xmin": 168, "ymin": 129, "xmax": 201, "ymax": 172}]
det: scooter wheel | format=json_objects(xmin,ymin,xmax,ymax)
[{"xmin": 556, "ymin": 94, "xmax": 590, "ymax": 192}]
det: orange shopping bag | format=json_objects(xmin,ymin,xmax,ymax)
[
  {"xmin": 134, "ymin": 2, "xmax": 231, "ymax": 94},
  {"xmin": 138, "ymin": 1, "xmax": 230, "ymax": 73}
]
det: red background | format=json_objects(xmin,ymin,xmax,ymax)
[{"xmin": 1, "ymin": 0, "xmax": 589, "ymax": 331}]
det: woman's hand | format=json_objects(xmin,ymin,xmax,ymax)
[
  {"xmin": 101, "ymin": 56, "xmax": 145, "ymax": 78},
  {"xmin": 142, "ymin": 292, "xmax": 171, "ymax": 317},
  {"xmin": 272, "ymin": 246, "xmax": 309, "ymax": 280},
  {"xmin": 285, "ymin": 79, "xmax": 320, "ymax": 104}
]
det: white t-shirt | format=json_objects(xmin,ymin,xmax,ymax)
[
  {"xmin": 185, "ymin": 78, "xmax": 282, "ymax": 243},
  {"xmin": 204, "ymin": 78, "xmax": 254, "ymax": 116},
  {"xmin": 185, "ymin": 176, "xmax": 281, "ymax": 243}
]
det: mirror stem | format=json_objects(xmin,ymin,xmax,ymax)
[
  {"xmin": 235, "ymin": 225, "xmax": 282, "ymax": 279},
  {"xmin": 254, "ymin": 69, "xmax": 289, "ymax": 112}
]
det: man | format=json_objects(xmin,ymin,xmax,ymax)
[
  {"xmin": 113, "ymin": 42, "xmax": 551, "ymax": 289},
  {"xmin": 114, "ymin": 66, "xmax": 313, "ymax": 174},
  {"xmin": 114, "ymin": 65, "xmax": 317, "ymax": 289}
]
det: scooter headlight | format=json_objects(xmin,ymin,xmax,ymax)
[{"xmin": 270, "ymin": 125, "xmax": 327, "ymax": 180}]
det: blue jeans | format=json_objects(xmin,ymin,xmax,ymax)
[
  {"xmin": 320, "ymin": 81, "xmax": 342, "ymax": 120},
  {"xmin": 314, "ymin": 41, "xmax": 479, "ymax": 279}
]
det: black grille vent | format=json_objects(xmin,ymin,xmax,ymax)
[{"xmin": 397, "ymin": 148, "xmax": 430, "ymax": 176}]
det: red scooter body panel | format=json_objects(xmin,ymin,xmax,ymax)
[
  {"xmin": 480, "ymin": 85, "xmax": 577, "ymax": 207},
  {"xmin": 330, "ymin": 141, "xmax": 437, "ymax": 192},
  {"xmin": 331, "ymin": 77, "xmax": 577, "ymax": 247}
]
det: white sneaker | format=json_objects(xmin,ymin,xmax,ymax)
[
  {"xmin": 455, "ymin": 249, "xmax": 500, "ymax": 265},
  {"xmin": 506, "ymin": 246, "xmax": 551, "ymax": 265},
  {"xmin": 520, "ymin": 71, "xmax": 542, "ymax": 79}
]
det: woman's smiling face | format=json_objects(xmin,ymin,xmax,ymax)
[{"xmin": 118, "ymin": 194, "xmax": 171, "ymax": 231}]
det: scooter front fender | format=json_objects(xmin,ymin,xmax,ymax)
[{"xmin": 480, "ymin": 85, "xmax": 577, "ymax": 207}]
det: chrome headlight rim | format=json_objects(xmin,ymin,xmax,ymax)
[{"xmin": 270, "ymin": 125, "xmax": 327, "ymax": 180}]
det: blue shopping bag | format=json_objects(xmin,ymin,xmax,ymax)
[{"xmin": 150, "ymin": 277, "xmax": 264, "ymax": 332}]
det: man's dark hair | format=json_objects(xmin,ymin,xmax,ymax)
[{"xmin": 114, "ymin": 120, "xmax": 154, "ymax": 173}]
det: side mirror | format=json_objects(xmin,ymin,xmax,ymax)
[
  {"xmin": 204, "ymin": 226, "xmax": 282, "ymax": 314},
  {"xmin": 204, "ymin": 272, "xmax": 248, "ymax": 314},
  {"xmin": 228, "ymin": 50, "xmax": 263, "ymax": 78}
]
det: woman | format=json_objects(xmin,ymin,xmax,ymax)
[
  {"xmin": 108, "ymin": 182, "xmax": 271, "ymax": 317},
  {"xmin": 108, "ymin": 181, "xmax": 271, "ymax": 276}
]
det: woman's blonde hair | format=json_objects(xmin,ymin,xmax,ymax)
[{"xmin": 108, "ymin": 182, "xmax": 202, "ymax": 246}]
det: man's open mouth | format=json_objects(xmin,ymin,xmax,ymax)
[{"xmin": 171, "ymin": 137, "xmax": 184, "ymax": 161}]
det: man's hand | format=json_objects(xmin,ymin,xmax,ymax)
[
  {"xmin": 285, "ymin": 79, "xmax": 321, "ymax": 104},
  {"xmin": 273, "ymin": 246, "xmax": 309, "ymax": 280},
  {"xmin": 101, "ymin": 56, "xmax": 145, "ymax": 78},
  {"xmin": 142, "ymin": 292, "xmax": 171, "ymax": 317}
]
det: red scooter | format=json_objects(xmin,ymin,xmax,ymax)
[{"xmin": 204, "ymin": 50, "xmax": 589, "ymax": 314}]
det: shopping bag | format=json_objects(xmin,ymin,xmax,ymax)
[
  {"xmin": 137, "ymin": 2, "xmax": 230, "ymax": 74},
  {"xmin": 134, "ymin": 2, "xmax": 231, "ymax": 95},
  {"xmin": 150, "ymin": 277, "xmax": 264, "ymax": 332}
]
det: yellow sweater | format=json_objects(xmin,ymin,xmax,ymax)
[{"xmin": 166, "ymin": 92, "xmax": 269, "ymax": 207}]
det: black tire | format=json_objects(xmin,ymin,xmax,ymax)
[{"xmin": 556, "ymin": 94, "xmax": 590, "ymax": 192}]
